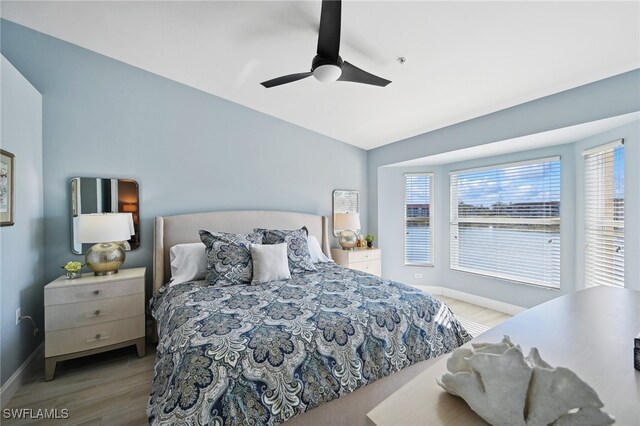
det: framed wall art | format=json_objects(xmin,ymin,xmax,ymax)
[{"xmin": 1, "ymin": 149, "xmax": 15, "ymax": 226}]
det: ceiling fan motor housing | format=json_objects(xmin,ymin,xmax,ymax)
[{"xmin": 312, "ymin": 55, "xmax": 343, "ymax": 82}]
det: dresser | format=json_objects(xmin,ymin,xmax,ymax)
[
  {"xmin": 331, "ymin": 247, "xmax": 381, "ymax": 276},
  {"xmin": 44, "ymin": 267, "xmax": 146, "ymax": 380}
]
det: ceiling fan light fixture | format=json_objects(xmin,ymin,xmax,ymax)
[
  {"xmin": 260, "ymin": 0, "xmax": 390, "ymax": 88},
  {"xmin": 313, "ymin": 64, "xmax": 342, "ymax": 83}
]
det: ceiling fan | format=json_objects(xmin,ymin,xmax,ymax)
[{"xmin": 260, "ymin": 0, "xmax": 391, "ymax": 88}]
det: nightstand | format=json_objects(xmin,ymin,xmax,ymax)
[
  {"xmin": 44, "ymin": 267, "xmax": 146, "ymax": 381},
  {"xmin": 331, "ymin": 248, "xmax": 382, "ymax": 277}
]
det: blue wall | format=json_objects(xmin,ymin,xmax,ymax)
[
  {"xmin": 0, "ymin": 20, "xmax": 368, "ymax": 300},
  {"xmin": 0, "ymin": 56, "xmax": 44, "ymax": 386}
]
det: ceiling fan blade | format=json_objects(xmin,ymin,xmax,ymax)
[
  {"xmin": 261, "ymin": 72, "xmax": 313, "ymax": 88},
  {"xmin": 316, "ymin": 0, "xmax": 341, "ymax": 61},
  {"xmin": 338, "ymin": 61, "xmax": 391, "ymax": 87}
]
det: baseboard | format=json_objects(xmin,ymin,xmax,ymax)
[
  {"xmin": 407, "ymin": 285, "xmax": 526, "ymax": 315},
  {"xmin": 442, "ymin": 288, "xmax": 526, "ymax": 315},
  {"xmin": 0, "ymin": 343, "xmax": 43, "ymax": 409}
]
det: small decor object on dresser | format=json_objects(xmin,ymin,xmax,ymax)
[
  {"xmin": 62, "ymin": 261, "xmax": 84, "ymax": 279},
  {"xmin": 44, "ymin": 267, "xmax": 146, "ymax": 380},
  {"xmin": 438, "ymin": 336, "xmax": 615, "ymax": 426},
  {"xmin": 365, "ymin": 233, "xmax": 375, "ymax": 248}
]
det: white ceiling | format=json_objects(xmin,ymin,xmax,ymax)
[{"xmin": 2, "ymin": 1, "xmax": 639, "ymax": 150}]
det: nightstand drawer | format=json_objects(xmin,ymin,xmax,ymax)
[
  {"xmin": 45, "ymin": 315, "xmax": 145, "ymax": 357},
  {"xmin": 45, "ymin": 278, "xmax": 143, "ymax": 306},
  {"xmin": 331, "ymin": 248, "xmax": 383, "ymax": 277},
  {"xmin": 349, "ymin": 250, "xmax": 381, "ymax": 263},
  {"xmin": 45, "ymin": 293, "xmax": 145, "ymax": 331},
  {"xmin": 351, "ymin": 261, "xmax": 382, "ymax": 276}
]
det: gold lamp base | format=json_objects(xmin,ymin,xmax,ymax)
[
  {"xmin": 85, "ymin": 242, "xmax": 125, "ymax": 276},
  {"xmin": 339, "ymin": 230, "xmax": 358, "ymax": 251}
]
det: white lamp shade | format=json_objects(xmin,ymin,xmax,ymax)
[
  {"xmin": 334, "ymin": 212, "xmax": 361, "ymax": 231},
  {"xmin": 116, "ymin": 212, "xmax": 135, "ymax": 236},
  {"xmin": 78, "ymin": 213, "xmax": 133, "ymax": 243}
]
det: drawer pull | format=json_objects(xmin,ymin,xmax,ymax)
[
  {"xmin": 86, "ymin": 334, "xmax": 110, "ymax": 343},
  {"xmin": 93, "ymin": 290, "xmax": 101, "ymax": 295},
  {"xmin": 85, "ymin": 310, "xmax": 107, "ymax": 318}
]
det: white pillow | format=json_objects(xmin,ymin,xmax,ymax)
[
  {"xmin": 307, "ymin": 235, "xmax": 332, "ymax": 263},
  {"xmin": 250, "ymin": 243, "xmax": 291, "ymax": 284},
  {"xmin": 169, "ymin": 243, "xmax": 207, "ymax": 286}
]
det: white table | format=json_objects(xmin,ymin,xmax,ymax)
[{"xmin": 367, "ymin": 286, "xmax": 640, "ymax": 426}]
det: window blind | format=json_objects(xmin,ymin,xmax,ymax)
[
  {"xmin": 450, "ymin": 157, "xmax": 561, "ymax": 287},
  {"xmin": 583, "ymin": 140, "xmax": 624, "ymax": 288},
  {"xmin": 405, "ymin": 173, "xmax": 433, "ymax": 266}
]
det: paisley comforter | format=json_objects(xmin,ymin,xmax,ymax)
[{"xmin": 148, "ymin": 263, "xmax": 471, "ymax": 425}]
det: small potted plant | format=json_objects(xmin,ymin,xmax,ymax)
[
  {"xmin": 365, "ymin": 234, "xmax": 375, "ymax": 249},
  {"xmin": 62, "ymin": 261, "xmax": 84, "ymax": 279}
]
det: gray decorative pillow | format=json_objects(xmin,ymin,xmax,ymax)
[
  {"xmin": 254, "ymin": 227, "xmax": 317, "ymax": 273},
  {"xmin": 199, "ymin": 230, "xmax": 263, "ymax": 286}
]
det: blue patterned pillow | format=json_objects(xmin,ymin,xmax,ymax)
[
  {"xmin": 199, "ymin": 230, "xmax": 263, "ymax": 286},
  {"xmin": 254, "ymin": 227, "xmax": 317, "ymax": 273}
]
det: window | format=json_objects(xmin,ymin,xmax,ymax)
[
  {"xmin": 584, "ymin": 140, "xmax": 624, "ymax": 288},
  {"xmin": 405, "ymin": 173, "xmax": 433, "ymax": 266},
  {"xmin": 450, "ymin": 157, "xmax": 561, "ymax": 287}
]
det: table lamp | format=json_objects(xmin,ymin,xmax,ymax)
[
  {"xmin": 334, "ymin": 212, "xmax": 360, "ymax": 250},
  {"xmin": 78, "ymin": 213, "xmax": 134, "ymax": 275}
]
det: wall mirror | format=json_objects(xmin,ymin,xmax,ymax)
[
  {"xmin": 332, "ymin": 189, "xmax": 360, "ymax": 237},
  {"xmin": 70, "ymin": 177, "xmax": 140, "ymax": 254}
]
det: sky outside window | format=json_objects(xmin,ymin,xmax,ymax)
[{"xmin": 455, "ymin": 162, "xmax": 561, "ymax": 210}]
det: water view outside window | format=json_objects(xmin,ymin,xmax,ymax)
[
  {"xmin": 450, "ymin": 158, "xmax": 561, "ymax": 287},
  {"xmin": 405, "ymin": 173, "xmax": 433, "ymax": 266}
]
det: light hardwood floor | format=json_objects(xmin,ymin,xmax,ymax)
[
  {"xmin": 439, "ymin": 296, "xmax": 512, "ymax": 328},
  {"xmin": 2, "ymin": 297, "xmax": 511, "ymax": 426},
  {"xmin": 2, "ymin": 343, "xmax": 154, "ymax": 426}
]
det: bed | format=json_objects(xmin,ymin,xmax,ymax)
[{"xmin": 148, "ymin": 210, "xmax": 471, "ymax": 425}]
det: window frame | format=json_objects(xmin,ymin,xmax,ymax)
[
  {"xmin": 404, "ymin": 172, "xmax": 434, "ymax": 267},
  {"xmin": 583, "ymin": 139, "xmax": 624, "ymax": 288},
  {"xmin": 449, "ymin": 156, "xmax": 562, "ymax": 288}
]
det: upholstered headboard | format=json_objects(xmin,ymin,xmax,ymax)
[{"xmin": 153, "ymin": 210, "xmax": 331, "ymax": 293}]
